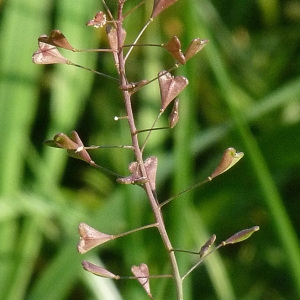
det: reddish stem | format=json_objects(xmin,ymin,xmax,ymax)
[{"xmin": 116, "ymin": 2, "xmax": 183, "ymax": 299}]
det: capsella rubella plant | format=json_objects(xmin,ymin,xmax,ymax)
[{"xmin": 32, "ymin": 0, "xmax": 259, "ymax": 299}]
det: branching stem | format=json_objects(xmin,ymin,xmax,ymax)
[{"xmin": 116, "ymin": 2, "xmax": 183, "ymax": 299}]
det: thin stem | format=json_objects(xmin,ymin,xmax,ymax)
[
  {"xmin": 122, "ymin": 64, "xmax": 180, "ymax": 94},
  {"xmin": 181, "ymin": 243, "xmax": 224, "ymax": 281},
  {"xmin": 140, "ymin": 112, "xmax": 162, "ymax": 152},
  {"xmin": 116, "ymin": 3, "xmax": 183, "ymax": 299},
  {"xmin": 135, "ymin": 127, "xmax": 169, "ymax": 134},
  {"xmin": 101, "ymin": 0, "xmax": 115, "ymax": 24},
  {"xmin": 123, "ymin": 0, "xmax": 146, "ymax": 19},
  {"xmin": 120, "ymin": 274, "xmax": 173, "ymax": 280},
  {"xmin": 160, "ymin": 177, "xmax": 211, "ymax": 208},
  {"xmin": 123, "ymin": 43, "xmax": 162, "ymax": 48},
  {"xmin": 114, "ymin": 223, "xmax": 159, "ymax": 239},
  {"xmin": 74, "ymin": 48, "xmax": 114, "ymax": 53},
  {"xmin": 91, "ymin": 162, "xmax": 122, "ymax": 178},
  {"xmin": 71, "ymin": 63, "xmax": 119, "ymax": 81},
  {"xmin": 171, "ymin": 248, "xmax": 199, "ymax": 255},
  {"xmin": 124, "ymin": 18, "xmax": 152, "ymax": 62},
  {"xmin": 85, "ymin": 145, "xmax": 134, "ymax": 150}
]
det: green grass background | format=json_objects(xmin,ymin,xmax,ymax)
[{"xmin": 0, "ymin": 0, "xmax": 300, "ymax": 299}]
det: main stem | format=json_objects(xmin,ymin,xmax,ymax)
[{"xmin": 116, "ymin": 2, "xmax": 183, "ymax": 299}]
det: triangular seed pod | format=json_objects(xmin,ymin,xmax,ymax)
[
  {"xmin": 32, "ymin": 38, "xmax": 69, "ymax": 65},
  {"xmin": 38, "ymin": 30, "xmax": 75, "ymax": 51},
  {"xmin": 151, "ymin": 0, "xmax": 178, "ymax": 19},
  {"xmin": 77, "ymin": 222, "xmax": 114, "ymax": 254},
  {"xmin": 158, "ymin": 70, "xmax": 188, "ymax": 112},
  {"xmin": 125, "ymin": 157, "xmax": 158, "ymax": 190},
  {"xmin": 184, "ymin": 38, "xmax": 209, "ymax": 61},
  {"xmin": 128, "ymin": 161, "xmax": 138, "ymax": 174},
  {"xmin": 67, "ymin": 131, "xmax": 94, "ymax": 164},
  {"xmin": 82, "ymin": 260, "xmax": 120, "ymax": 279},
  {"xmin": 162, "ymin": 36, "xmax": 185, "ymax": 65},
  {"xmin": 67, "ymin": 145, "xmax": 94, "ymax": 164},
  {"xmin": 131, "ymin": 263, "xmax": 152, "ymax": 298},
  {"xmin": 70, "ymin": 130, "xmax": 84, "ymax": 146},
  {"xmin": 117, "ymin": 162, "xmax": 144, "ymax": 185},
  {"xmin": 208, "ymin": 147, "xmax": 244, "ymax": 180},
  {"xmin": 48, "ymin": 132, "xmax": 120, "ymax": 177},
  {"xmin": 44, "ymin": 133, "xmax": 78, "ymax": 149}
]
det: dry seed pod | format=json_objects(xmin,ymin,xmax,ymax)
[
  {"xmin": 131, "ymin": 263, "xmax": 152, "ymax": 298},
  {"xmin": 162, "ymin": 36, "xmax": 185, "ymax": 64},
  {"xmin": 128, "ymin": 157, "xmax": 158, "ymax": 191},
  {"xmin": 82, "ymin": 261, "xmax": 120, "ymax": 279},
  {"xmin": 151, "ymin": 0, "xmax": 178, "ymax": 18},
  {"xmin": 44, "ymin": 133, "xmax": 78, "ymax": 150},
  {"xmin": 184, "ymin": 38, "xmax": 209, "ymax": 61},
  {"xmin": 38, "ymin": 30, "xmax": 75, "ymax": 51},
  {"xmin": 158, "ymin": 70, "xmax": 188, "ymax": 112},
  {"xmin": 118, "ymin": 156, "xmax": 157, "ymax": 189},
  {"xmin": 68, "ymin": 131, "xmax": 94, "ymax": 164},
  {"xmin": 209, "ymin": 147, "xmax": 244, "ymax": 180},
  {"xmin": 168, "ymin": 98, "xmax": 179, "ymax": 128},
  {"xmin": 199, "ymin": 234, "xmax": 216, "ymax": 257},
  {"xmin": 44, "ymin": 131, "xmax": 96, "ymax": 165},
  {"xmin": 77, "ymin": 222, "xmax": 113, "ymax": 254},
  {"xmin": 32, "ymin": 38, "xmax": 69, "ymax": 65}
]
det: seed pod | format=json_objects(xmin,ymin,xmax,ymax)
[
  {"xmin": 223, "ymin": 226, "xmax": 260, "ymax": 245},
  {"xmin": 199, "ymin": 234, "xmax": 216, "ymax": 257},
  {"xmin": 168, "ymin": 98, "xmax": 179, "ymax": 128}
]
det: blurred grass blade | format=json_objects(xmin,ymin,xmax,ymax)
[
  {"xmin": 0, "ymin": 0, "xmax": 49, "ymax": 195},
  {"xmin": 170, "ymin": 0, "xmax": 236, "ymax": 298},
  {"xmin": 5, "ymin": 218, "xmax": 43, "ymax": 300},
  {"xmin": 27, "ymin": 239, "xmax": 82, "ymax": 300},
  {"xmin": 195, "ymin": 0, "xmax": 300, "ymax": 296}
]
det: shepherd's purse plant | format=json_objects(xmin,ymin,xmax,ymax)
[{"xmin": 32, "ymin": 0, "xmax": 259, "ymax": 299}]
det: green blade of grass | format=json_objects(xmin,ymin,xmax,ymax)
[
  {"xmin": 191, "ymin": 77, "xmax": 300, "ymax": 154},
  {"xmin": 27, "ymin": 238, "xmax": 82, "ymax": 300},
  {"xmin": 195, "ymin": 0, "xmax": 300, "ymax": 297},
  {"xmin": 0, "ymin": 1, "xmax": 49, "ymax": 298},
  {"xmin": 0, "ymin": 219, "xmax": 18, "ymax": 300},
  {"xmin": 0, "ymin": 0, "xmax": 49, "ymax": 195},
  {"xmin": 169, "ymin": 1, "xmax": 236, "ymax": 299},
  {"xmin": 5, "ymin": 217, "xmax": 43, "ymax": 300}
]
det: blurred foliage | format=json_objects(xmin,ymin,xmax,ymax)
[{"xmin": 0, "ymin": 0, "xmax": 300, "ymax": 299}]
